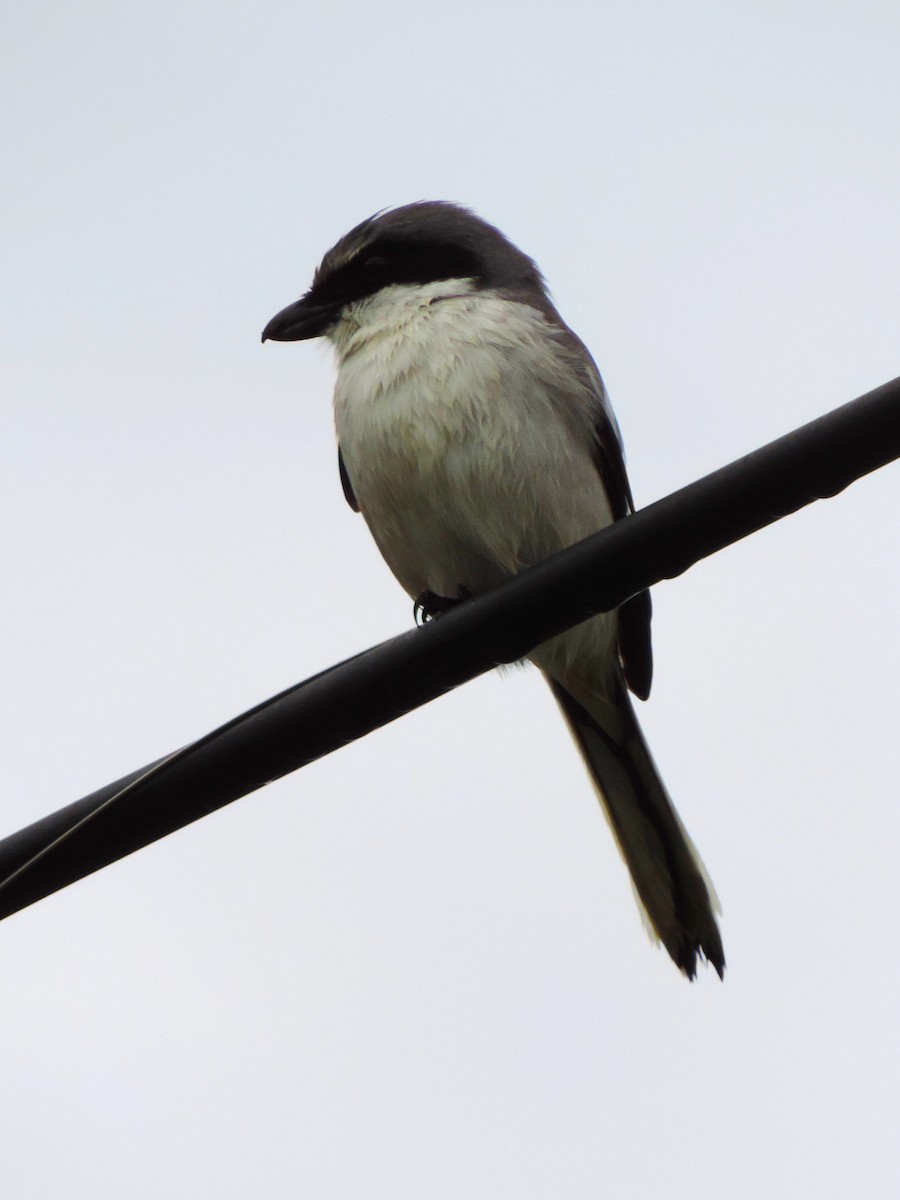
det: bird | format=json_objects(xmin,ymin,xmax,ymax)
[{"xmin": 262, "ymin": 201, "xmax": 724, "ymax": 979}]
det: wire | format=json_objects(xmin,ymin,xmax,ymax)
[{"xmin": 0, "ymin": 374, "xmax": 897, "ymax": 922}]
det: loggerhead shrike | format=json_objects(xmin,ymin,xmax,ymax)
[{"xmin": 263, "ymin": 202, "xmax": 724, "ymax": 979}]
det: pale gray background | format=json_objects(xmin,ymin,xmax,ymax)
[{"xmin": 2, "ymin": 3, "xmax": 899, "ymax": 1197}]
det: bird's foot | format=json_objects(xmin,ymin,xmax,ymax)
[{"xmin": 414, "ymin": 586, "xmax": 473, "ymax": 625}]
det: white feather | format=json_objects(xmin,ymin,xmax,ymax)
[{"xmin": 330, "ymin": 279, "xmax": 618, "ymax": 677}]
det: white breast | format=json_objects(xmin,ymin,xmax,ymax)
[{"xmin": 329, "ymin": 281, "xmax": 615, "ymax": 615}]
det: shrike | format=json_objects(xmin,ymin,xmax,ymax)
[{"xmin": 263, "ymin": 202, "xmax": 724, "ymax": 979}]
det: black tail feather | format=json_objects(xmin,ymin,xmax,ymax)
[{"xmin": 548, "ymin": 676, "xmax": 724, "ymax": 979}]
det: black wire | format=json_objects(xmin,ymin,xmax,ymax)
[{"xmin": 0, "ymin": 374, "xmax": 897, "ymax": 922}]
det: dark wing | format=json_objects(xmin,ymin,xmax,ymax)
[
  {"xmin": 587, "ymin": 401, "xmax": 653, "ymax": 700},
  {"xmin": 338, "ymin": 446, "xmax": 359, "ymax": 512},
  {"xmin": 617, "ymin": 589, "xmax": 653, "ymax": 701},
  {"xmin": 552, "ymin": 319, "xmax": 653, "ymax": 702},
  {"xmin": 590, "ymin": 402, "xmax": 635, "ymax": 520}
]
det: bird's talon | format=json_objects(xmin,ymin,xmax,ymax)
[{"xmin": 414, "ymin": 587, "xmax": 469, "ymax": 624}]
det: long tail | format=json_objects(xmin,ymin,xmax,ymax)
[{"xmin": 547, "ymin": 674, "xmax": 724, "ymax": 979}]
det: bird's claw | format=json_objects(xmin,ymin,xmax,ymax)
[{"xmin": 414, "ymin": 586, "xmax": 472, "ymax": 625}]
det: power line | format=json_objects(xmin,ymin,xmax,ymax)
[{"xmin": 0, "ymin": 374, "xmax": 897, "ymax": 922}]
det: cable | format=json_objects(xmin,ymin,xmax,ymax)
[{"xmin": 0, "ymin": 374, "xmax": 897, "ymax": 922}]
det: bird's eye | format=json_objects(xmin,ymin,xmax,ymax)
[{"xmin": 362, "ymin": 255, "xmax": 388, "ymax": 275}]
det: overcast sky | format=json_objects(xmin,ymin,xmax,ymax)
[{"xmin": 2, "ymin": 3, "xmax": 899, "ymax": 1197}]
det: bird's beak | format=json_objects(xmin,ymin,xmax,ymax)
[{"xmin": 261, "ymin": 293, "xmax": 339, "ymax": 343}]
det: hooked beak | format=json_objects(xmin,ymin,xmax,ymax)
[{"xmin": 261, "ymin": 293, "xmax": 340, "ymax": 343}]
